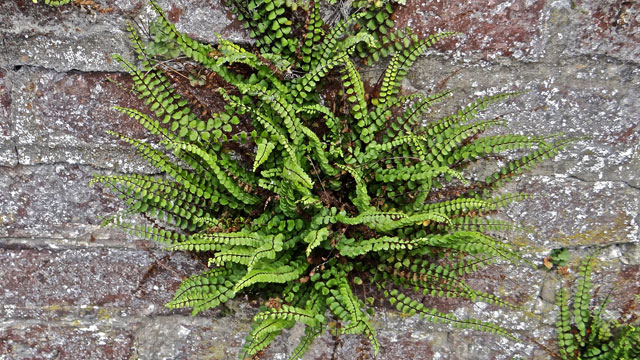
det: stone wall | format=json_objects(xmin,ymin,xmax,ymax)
[{"xmin": 1, "ymin": 0, "xmax": 638, "ymax": 359}]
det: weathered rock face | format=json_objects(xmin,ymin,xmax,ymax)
[
  {"xmin": 1, "ymin": 0, "xmax": 638, "ymax": 359},
  {"xmin": 0, "ymin": 0, "xmax": 247, "ymax": 72},
  {"xmin": 393, "ymin": 0, "xmax": 548, "ymax": 59}
]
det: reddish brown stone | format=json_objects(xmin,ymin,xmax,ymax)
[
  {"xmin": 30, "ymin": 71, "xmax": 148, "ymax": 142},
  {"xmin": 392, "ymin": 0, "xmax": 546, "ymax": 57},
  {"xmin": 167, "ymin": 3, "xmax": 183, "ymax": 23},
  {"xmin": 604, "ymin": 264, "xmax": 640, "ymax": 321},
  {"xmin": 571, "ymin": 1, "xmax": 640, "ymax": 60}
]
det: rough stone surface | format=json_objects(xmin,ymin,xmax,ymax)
[
  {"xmin": 551, "ymin": 0, "xmax": 640, "ymax": 62},
  {"xmin": 393, "ymin": 0, "xmax": 547, "ymax": 59},
  {"xmin": 0, "ymin": 0, "xmax": 247, "ymax": 72},
  {"xmin": 1, "ymin": 164, "xmax": 120, "ymax": 239},
  {"xmin": 509, "ymin": 176, "xmax": 639, "ymax": 248},
  {"xmin": 0, "ymin": 67, "xmax": 18, "ymax": 167},
  {"xmin": 1, "ymin": 0, "xmax": 639, "ymax": 359},
  {"xmin": 7, "ymin": 67, "xmax": 156, "ymax": 171}
]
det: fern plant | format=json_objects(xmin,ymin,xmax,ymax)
[
  {"xmin": 555, "ymin": 255, "xmax": 640, "ymax": 360},
  {"xmin": 90, "ymin": 0, "xmax": 569, "ymax": 358}
]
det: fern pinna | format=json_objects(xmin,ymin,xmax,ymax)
[
  {"xmin": 33, "ymin": 0, "xmax": 73, "ymax": 6},
  {"xmin": 555, "ymin": 255, "xmax": 640, "ymax": 360},
  {"xmin": 90, "ymin": 1, "xmax": 567, "ymax": 358}
]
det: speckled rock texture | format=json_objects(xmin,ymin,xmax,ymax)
[{"xmin": 0, "ymin": 0, "xmax": 638, "ymax": 359}]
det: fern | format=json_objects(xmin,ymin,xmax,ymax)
[
  {"xmin": 555, "ymin": 254, "xmax": 640, "ymax": 360},
  {"xmin": 89, "ymin": 1, "xmax": 572, "ymax": 358}
]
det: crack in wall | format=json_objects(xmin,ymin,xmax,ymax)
[
  {"xmin": 13, "ymin": 141, "xmax": 19, "ymax": 166},
  {"xmin": 0, "ymin": 237, "xmax": 153, "ymax": 252},
  {"xmin": 0, "ymin": 159, "xmax": 165, "ymax": 176},
  {"xmin": 6, "ymin": 62, "xmax": 130, "ymax": 75},
  {"xmin": 567, "ymin": 174, "xmax": 640, "ymax": 191},
  {"xmin": 542, "ymin": 239, "xmax": 639, "ymax": 252}
]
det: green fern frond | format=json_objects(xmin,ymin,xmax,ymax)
[
  {"xmin": 293, "ymin": 51, "xmax": 350, "ymax": 102},
  {"xmin": 479, "ymin": 138, "xmax": 572, "ymax": 195},
  {"xmin": 168, "ymin": 232, "xmax": 263, "ymax": 252},
  {"xmin": 329, "ymin": 277, "xmax": 380, "ymax": 353},
  {"xmin": 336, "ymin": 164, "xmax": 373, "ymax": 212},
  {"xmin": 148, "ymin": 0, "xmax": 220, "ymax": 70},
  {"xmin": 235, "ymin": 83, "xmax": 302, "ymax": 144},
  {"xmin": 337, "ymin": 236, "xmax": 409, "ymax": 257},
  {"xmin": 304, "ymin": 227, "xmax": 330, "ymax": 257},
  {"xmin": 90, "ymin": 173, "xmax": 207, "ymax": 231},
  {"xmin": 573, "ymin": 257, "xmax": 594, "ymax": 343},
  {"xmin": 341, "ymin": 58, "xmax": 369, "ymax": 128},
  {"xmin": 426, "ymin": 118, "xmax": 507, "ymax": 166},
  {"xmin": 111, "ymin": 54, "xmax": 204, "ymax": 142},
  {"xmin": 216, "ymin": 49, "xmax": 289, "ymax": 95},
  {"xmin": 253, "ymin": 140, "xmax": 276, "ymax": 172},
  {"xmin": 424, "ymin": 92, "xmax": 521, "ymax": 137},
  {"xmin": 172, "ymin": 141, "xmax": 260, "ymax": 205},
  {"xmin": 384, "ymin": 289, "xmax": 517, "ymax": 341},
  {"xmin": 97, "ymin": 213, "xmax": 186, "ymax": 244},
  {"xmin": 36, "ymin": 0, "xmax": 73, "ymax": 6},
  {"xmin": 240, "ymin": 318, "xmax": 293, "ymax": 358},
  {"xmin": 312, "ymin": 12, "xmax": 367, "ymax": 68},
  {"xmin": 289, "ymin": 324, "xmax": 324, "ymax": 360},
  {"xmin": 255, "ymin": 304, "xmax": 325, "ymax": 327},
  {"xmin": 299, "ymin": 2, "xmax": 325, "ymax": 72},
  {"xmin": 166, "ymin": 265, "xmax": 242, "ymax": 315},
  {"xmin": 449, "ymin": 134, "xmax": 556, "ymax": 164},
  {"xmin": 233, "ymin": 255, "xmax": 307, "ymax": 293},
  {"xmin": 300, "ymin": 125, "xmax": 339, "ymax": 176},
  {"xmin": 368, "ymin": 27, "xmax": 417, "ymax": 63},
  {"xmin": 106, "ymin": 131, "xmax": 223, "ymax": 205},
  {"xmin": 376, "ymin": 31, "xmax": 458, "ymax": 105},
  {"xmin": 390, "ymin": 90, "xmax": 452, "ymax": 138},
  {"xmin": 448, "ymin": 217, "xmax": 529, "ymax": 233}
]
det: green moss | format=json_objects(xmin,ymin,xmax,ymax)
[{"xmin": 551, "ymin": 215, "xmax": 631, "ymax": 247}]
